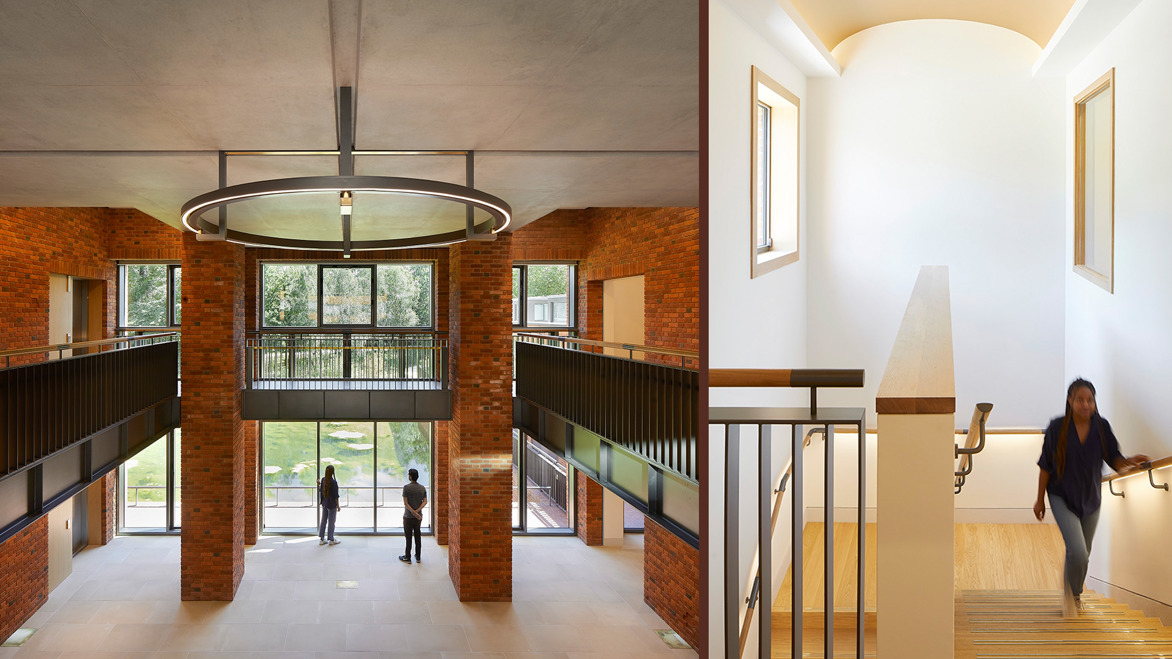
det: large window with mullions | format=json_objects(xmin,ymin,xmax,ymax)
[
  {"xmin": 261, "ymin": 262, "xmax": 434, "ymax": 329},
  {"xmin": 261, "ymin": 421, "xmax": 432, "ymax": 533}
]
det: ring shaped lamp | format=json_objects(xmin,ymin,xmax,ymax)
[{"xmin": 181, "ymin": 175, "xmax": 511, "ymax": 251}]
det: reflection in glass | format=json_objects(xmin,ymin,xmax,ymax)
[
  {"xmin": 122, "ymin": 435, "xmax": 168, "ymax": 528},
  {"xmin": 376, "ymin": 264, "xmax": 432, "ymax": 327},
  {"xmin": 524, "ymin": 436, "xmax": 569, "ymax": 529},
  {"xmin": 172, "ymin": 429, "xmax": 182, "ymax": 527},
  {"xmin": 262, "ymin": 421, "xmax": 320, "ymax": 529},
  {"xmin": 525, "ymin": 264, "xmax": 572, "ymax": 328},
  {"xmin": 322, "ymin": 266, "xmax": 372, "ymax": 325},
  {"xmin": 376, "ymin": 421, "xmax": 431, "ymax": 530},
  {"xmin": 262, "ymin": 264, "xmax": 318, "ymax": 326},
  {"xmin": 123, "ymin": 264, "xmax": 169, "ymax": 327},
  {"xmin": 512, "ymin": 268, "xmax": 522, "ymax": 325},
  {"xmin": 321, "ymin": 421, "xmax": 375, "ymax": 529}
]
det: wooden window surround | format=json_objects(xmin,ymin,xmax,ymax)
[
  {"xmin": 750, "ymin": 65, "xmax": 800, "ymax": 279},
  {"xmin": 1074, "ymin": 68, "xmax": 1114, "ymax": 293}
]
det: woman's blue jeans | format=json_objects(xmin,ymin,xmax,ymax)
[
  {"xmin": 1048, "ymin": 493, "xmax": 1099, "ymax": 597},
  {"xmin": 319, "ymin": 505, "xmax": 337, "ymax": 541}
]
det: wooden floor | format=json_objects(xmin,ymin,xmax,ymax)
[{"xmin": 768, "ymin": 523, "xmax": 1172, "ymax": 658}]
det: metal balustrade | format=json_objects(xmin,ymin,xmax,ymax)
[
  {"xmin": 514, "ymin": 336, "xmax": 698, "ymax": 482},
  {"xmin": 246, "ymin": 331, "xmax": 447, "ymax": 390},
  {"xmin": 710, "ymin": 368, "xmax": 867, "ymax": 659}
]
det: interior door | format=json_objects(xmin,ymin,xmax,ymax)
[{"xmin": 48, "ymin": 274, "xmax": 73, "ymax": 358}]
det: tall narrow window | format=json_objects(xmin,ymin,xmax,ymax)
[
  {"xmin": 1074, "ymin": 69, "xmax": 1114, "ymax": 293},
  {"xmin": 750, "ymin": 66, "xmax": 800, "ymax": 278}
]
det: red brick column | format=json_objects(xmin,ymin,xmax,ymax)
[
  {"xmin": 180, "ymin": 234, "xmax": 245, "ymax": 600},
  {"xmin": 448, "ymin": 237, "xmax": 513, "ymax": 601},
  {"xmin": 98, "ymin": 472, "xmax": 116, "ymax": 544},
  {"xmin": 0, "ymin": 519, "xmax": 47, "ymax": 641},
  {"xmin": 244, "ymin": 421, "xmax": 259, "ymax": 545},
  {"xmin": 574, "ymin": 471, "xmax": 604, "ymax": 546},
  {"xmin": 644, "ymin": 518, "xmax": 700, "ymax": 649},
  {"xmin": 433, "ymin": 421, "xmax": 449, "ymax": 545}
]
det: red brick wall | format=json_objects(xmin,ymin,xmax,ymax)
[
  {"xmin": 98, "ymin": 472, "xmax": 116, "ymax": 544},
  {"xmin": 447, "ymin": 238, "xmax": 513, "ymax": 601},
  {"xmin": 433, "ymin": 421, "xmax": 449, "ymax": 545},
  {"xmin": 105, "ymin": 210, "xmax": 183, "ymax": 261},
  {"xmin": 645, "ymin": 517, "xmax": 700, "ymax": 649},
  {"xmin": 574, "ymin": 471, "xmax": 603, "ymax": 546},
  {"xmin": 0, "ymin": 207, "xmax": 118, "ymax": 360},
  {"xmin": 180, "ymin": 234, "xmax": 245, "ymax": 600},
  {"xmin": 510, "ymin": 207, "xmax": 699, "ymax": 363},
  {"xmin": 243, "ymin": 421, "xmax": 259, "ymax": 545},
  {"xmin": 0, "ymin": 519, "xmax": 47, "ymax": 642}
]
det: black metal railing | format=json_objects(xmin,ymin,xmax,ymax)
[
  {"xmin": 0, "ymin": 334, "xmax": 179, "ymax": 479},
  {"xmin": 246, "ymin": 331, "xmax": 447, "ymax": 390},
  {"xmin": 514, "ymin": 433, "xmax": 569, "ymax": 510},
  {"xmin": 514, "ymin": 336, "xmax": 698, "ymax": 482},
  {"xmin": 710, "ymin": 368, "xmax": 866, "ymax": 659}
]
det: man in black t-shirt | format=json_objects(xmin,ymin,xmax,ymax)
[{"xmin": 399, "ymin": 468, "xmax": 427, "ymax": 564}]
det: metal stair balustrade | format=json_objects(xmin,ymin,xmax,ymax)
[{"xmin": 514, "ymin": 340, "xmax": 698, "ymax": 482}]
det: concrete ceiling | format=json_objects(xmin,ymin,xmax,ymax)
[
  {"xmin": 0, "ymin": 0, "xmax": 699, "ymax": 237},
  {"xmin": 789, "ymin": 0, "xmax": 1078, "ymax": 51}
]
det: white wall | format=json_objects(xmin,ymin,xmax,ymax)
[
  {"xmin": 805, "ymin": 20, "xmax": 1067, "ymax": 427},
  {"xmin": 709, "ymin": 0, "xmax": 808, "ymax": 408},
  {"xmin": 1063, "ymin": 0, "xmax": 1172, "ymax": 608},
  {"xmin": 709, "ymin": 1, "xmax": 812, "ymax": 654}
]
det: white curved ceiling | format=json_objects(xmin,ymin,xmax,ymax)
[{"xmin": 789, "ymin": 0, "xmax": 1078, "ymax": 51}]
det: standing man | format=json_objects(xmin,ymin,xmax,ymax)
[{"xmin": 399, "ymin": 468, "xmax": 427, "ymax": 564}]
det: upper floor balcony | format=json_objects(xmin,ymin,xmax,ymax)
[{"xmin": 240, "ymin": 330, "xmax": 451, "ymax": 422}]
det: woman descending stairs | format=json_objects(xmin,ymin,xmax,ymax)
[{"xmin": 956, "ymin": 590, "xmax": 1172, "ymax": 658}]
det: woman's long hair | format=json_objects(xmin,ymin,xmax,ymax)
[
  {"xmin": 1054, "ymin": 378, "xmax": 1108, "ymax": 479},
  {"xmin": 320, "ymin": 464, "xmax": 336, "ymax": 501}
]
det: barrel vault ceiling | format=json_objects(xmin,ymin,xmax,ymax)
[{"xmin": 0, "ymin": 0, "xmax": 699, "ymax": 234}]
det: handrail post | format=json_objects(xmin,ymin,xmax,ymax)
[{"xmin": 245, "ymin": 342, "xmax": 253, "ymax": 390}]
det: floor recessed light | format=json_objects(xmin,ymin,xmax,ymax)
[
  {"xmin": 336, "ymin": 580, "xmax": 358, "ymax": 589},
  {"xmin": 2, "ymin": 628, "xmax": 35, "ymax": 647},
  {"xmin": 655, "ymin": 629, "xmax": 690, "ymax": 649}
]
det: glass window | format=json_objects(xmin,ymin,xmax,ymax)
[
  {"xmin": 376, "ymin": 263, "xmax": 432, "ymax": 328},
  {"xmin": 120, "ymin": 263, "xmax": 174, "ymax": 328},
  {"xmin": 378, "ymin": 422, "xmax": 431, "ymax": 531},
  {"xmin": 262, "ymin": 421, "xmax": 320, "ymax": 530},
  {"xmin": 322, "ymin": 266, "xmax": 373, "ymax": 325},
  {"xmin": 120, "ymin": 434, "xmax": 168, "ymax": 529},
  {"xmin": 262, "ymin": 420, "xmax": 432, "ymax": 533},
  {"xmin": 513, "ymin": 431, "xmax": 571, "ymax": 532},
  {"xmin": 512, "ymin": 267, "xmax": 523, "ymax": 325},
  {"xmin": 514, "ymin": 263, "xmax": 574, "ymax": 329},
  {"xmin": 1074, "ymin": 68, "xmax": 1115, "ymax": 293},
  {"xmin": 751, "ymin": 65, "xmax": 800, "ymax": 278},
  {"xmin": 262, "ymin": 264, "xmax": 318, "ymax": 327},
  {"xmin": 321, "ymin": 421, "xmax": 376, "ymax": 530},
  {"xmin": 171, "ymin": 267, "xmax": 182, "ymax": 326}
]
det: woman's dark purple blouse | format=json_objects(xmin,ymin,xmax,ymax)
[{"xmin": 1037, "ymin": 414, "xmax": 1124, "ymax": 518}]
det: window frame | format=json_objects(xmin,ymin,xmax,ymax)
[
  {"xmin": 117, "ymin": 261, "xmax": 182, "ymax": 331},
  {"xmin": 750, "ymin": 65, "xmax": 801, "ymax": 279},
  {"xmin": 259, "ymin": 260, "xmax": 436, "ymax": 330},
  {"xmin": 512, "ymin": 262, "xmax": 577, "ymax": 331},
  {"xmin": 1073, "ymin": 68, "xmax": 1115, "ymax": 293}
]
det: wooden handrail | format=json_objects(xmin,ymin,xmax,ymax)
[
  {"xmin": 1103, "ymin": 455, "xmax": 1172, "ymax": 483},
  {"xmin": 0, "ymin": 332, "xmax": 177, "ymax": 359},
  {"xmin": 513, "ymin": 332, "xmax": 699, "ymax": 359},
  {"xmin": 876, "ymin": 266, "xmax": 956, "ymax": 415},
  {"xmin": 710, "ymin": 368, "xmax": 864, "ymax": 389}
]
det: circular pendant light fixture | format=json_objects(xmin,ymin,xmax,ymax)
[{"xmin": 180, "ymin": 87, "xmax": 510, "ymax": 253}]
